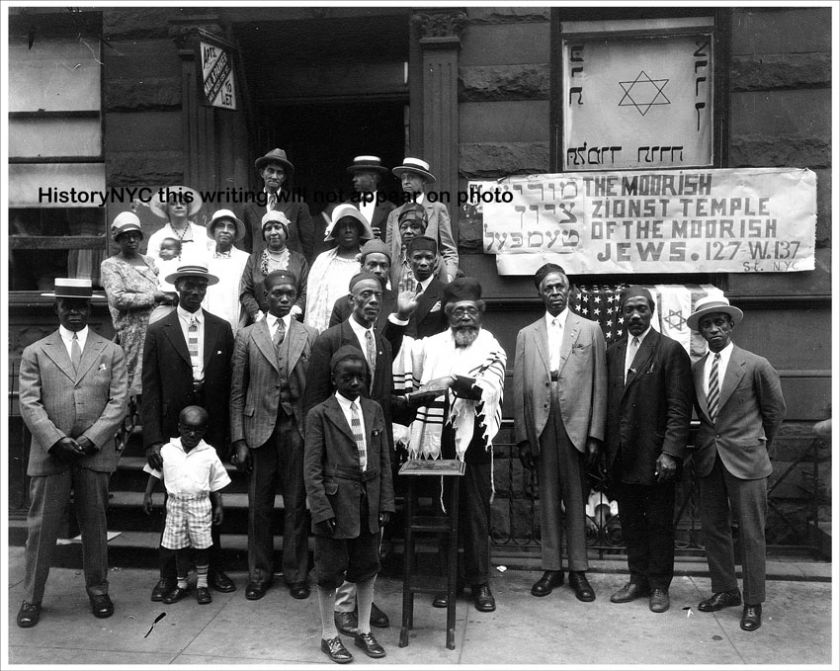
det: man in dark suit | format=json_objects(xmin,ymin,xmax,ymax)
[
  {"xmin": 605, "ymin": 286, "xmax": 692, "ymax": 614},
  {"xmin": 17, "ymin": 278, "xmax": 128, "ymax": 627},
  {"xmin": 513, "ymin": 263, "xmax": 606, "ymax": 602},
  {"xmin": 230, "ymin": 270, "xmax": 319, "ymax": 601},
  {"xmin": 142, "ymin": 261, "xmax": 236, "ymax": 597},
  {"xmin": 402, "ymin": 235, "xmax": 447, "ymax": 340},
  {"xmin": 346, "ymin": 155, "xmax": 397, "ymax": 240},
  {"xmin": 304, "ymin": 347, "xmax": 395, "ymax": 663},
  {"xmin": 241, "ymin": 148, "xmax": 315, "ymax": 260},
  {"xmin": 687, "ymin": 295, "xmax": 786, "ymax": 632}
]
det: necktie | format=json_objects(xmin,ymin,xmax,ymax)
[
  {"xmin": 350, "ymin": 401, "xmax": 367, "ymax": 471},
  {"xmin": 365, "ymin": 330, "xmax": 377, "ymax": 391},
  {"xmin": 625, "ymin": 336, "xmax": 640, "ymax": 383},
  {"xmin": 549, "ymin": 318, "xmax": 562, "ymax": 371},
  {"xmin": 188, "ymin": 316, "xmax": 200, "ymax": 379},
  {"xmin": 273, "ymin": 317, "xmax": 286, "ymax": 352},
  {"xmin": 267, "ymin": 192, "xmax": 277, "ymax": 213},
  {"xmin": 71, "ymin": 333, "xmax": 82, "ymax": 373},
  {"xmin": 708, "ymin": 353, "xmax": 721, "ymax": 421}
]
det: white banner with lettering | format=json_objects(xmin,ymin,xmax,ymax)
[{"xmin": 471, "ymin": 168, "xmax": 816, "ymax": 275}]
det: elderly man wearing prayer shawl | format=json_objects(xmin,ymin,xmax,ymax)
[{"xmin": 400, "ymin": 277, "xmax": 506, "ymax": 613}]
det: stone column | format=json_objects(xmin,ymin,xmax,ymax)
[{"xmin": 412, "ymin": 10, "xmax": 467, "ymax": 233}]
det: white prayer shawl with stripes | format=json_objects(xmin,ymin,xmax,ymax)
[{"xmin": 405, "ymin": 328, "xmax": 506, "ymax": 461}]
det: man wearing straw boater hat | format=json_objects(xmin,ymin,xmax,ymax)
[
  {"xmin": 241, "ymin": 148, "xmax": 315, "ymax": 260},
  {"xmin": 686, "ymin": 294, "xmax": 786, "ymax": 633},
  {"xmin": 17, "ymin": 279, "xmax": 128, "ymax": 628},
  {"xmin": 142, "ymin": 261, "xmax": 237, "ymax": 598},
  {"xmin": 385, "ymin": 156, "xmax": 459, "ymax": 284}
]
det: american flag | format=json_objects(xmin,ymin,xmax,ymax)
[{"xmin": 570, "ymin": 283, "xmax": 628, "ymax": 345}]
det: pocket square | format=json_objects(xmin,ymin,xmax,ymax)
[
  {"xmin": 98, "ymin": 363, "xmax": 108, "ymax": 371},
  {"xmin": 429, "ymin": 301, "xmax": 441, "ymax": 312}
]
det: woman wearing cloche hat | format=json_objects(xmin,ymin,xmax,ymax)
[{"xmin": 100, "ymin": 211, "xmax": 174, "ymax": 400}]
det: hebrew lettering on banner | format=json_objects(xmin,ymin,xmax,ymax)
[{"xmin": 475, "ymin": 167, "xmax": 817, "ymax": 276}]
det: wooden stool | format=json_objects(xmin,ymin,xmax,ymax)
[{"xmin": 398, "ymin": 458, "xmax": 465, "ymax": 650}]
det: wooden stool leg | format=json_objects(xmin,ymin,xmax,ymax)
[
  {"xmin": 399, "ymin": 476, "xmax": 416, "ymax": 648},
  {"xmin": 445, "ymin": 476, "xmax": 460, "ymax": 650}
]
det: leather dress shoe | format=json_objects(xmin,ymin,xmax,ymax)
[
  {"xmin": 433, "ymin": 584, "xmax": 464, "ymax": 608},
  {"xmin": 698, "ymin": 589, "xmax": 741, "ymax": 612},
  {"xmin": 610, "ymin": 582, "xmax": 649, "ymax": 603},
  {"xmin": 288, "ymin": 582, "xmax": 311, "ymax": 599},
  {"xmin": 90, "ymin": 594, "xmax": 114, "ymax": 618},
  {"xmin": 334, "ymin": 611, "xmax": 359, "ymax": 636},
  {"xmin": 740, "ymin": 604, "xmax": 762, "ymax": 631},
  {"xmin": 17, "ymin": 601, "xmax": 41, "ymax": 628},
  {"xmin": 649, "ymin": 588, "xmax": 670, "ymax": 613},
  {"xmin": 210, "ymin": 571, "xmax": 236, "ymax": 593},
  {"xmin": 163, "ymin": 586, "xmax": 191, "ymax": 604},
  {"xmin": 370, "ymin": 602, "xmax": 389, "ymax": 628},
  {"xmin": 321, "ymin": 636, "xmax": 353, "ymax": 664},
  {"xmin": 472, "ymin": 583, "xmax": 496, "ymax": 612},
  {"xmin": 196, "ymin": 586, "xmax": 213, "ymax": 604},
  {"xmin": 354, "ymin": 631, "xmax": 386, "ymax": 658},
  {"xmin": 245, "ymin": 581, "xmax": 270, "ymax": 601},
  {"xmin": 151, "ymin": 578, "xmax": 175, "ymax": 602},
  {"xmin": 568, "ymin": 571, "xmax": 596, "ymax": 602},
  {"xmin": 531, "ymin": 570, "xmax": 565, "ymax": 597}
]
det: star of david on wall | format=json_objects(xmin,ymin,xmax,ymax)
[
  {"xmin": 662, "ymin": 308, "xmax": 686, "ymax": 330},
  {"xmin": 618, "ymin": 71, "xmax": 671, "ymax": 116}
]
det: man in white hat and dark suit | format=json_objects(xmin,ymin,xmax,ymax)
[
  {"xmin": 687, "ymin": 294, "xmax": 786, "ymax": 632},
  {"xmin": 384, "ymin": 157, "xmax": 458, "ymax": 283},
  {"xmin": 142, "ymin": 261, "xmax": 236, "ymax": 598},
  {"xmin": 241, "ymin": 148, "xmax": 315, "ymax": 260},
  {"xmin": 17, "ymin": 278, "xmax": 128, "ymax": 627}
]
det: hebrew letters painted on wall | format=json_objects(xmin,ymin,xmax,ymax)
[{"xmin": 563, "ymin": 30, "xmax": 713, "ymax": 170}]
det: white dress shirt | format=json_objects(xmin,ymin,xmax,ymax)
[
  {"xmin": 348, "ymin": 315, "xmax": 377, "ymax": 369},
  {"xmin": 359, "ymin": 191, "xmax": 377, "ymax": 225},
  {"xmin": 177, "ymin": 306, "xmax": 204, "ymax": 381},
  {"xmin": 268, "ymin": 313, "xmax": 292, "ymax": 341},
  {"xmin": 59, "ymin": 325, "xmax": 88, "ymax": 359},
  {"xmin": 624, "ymin": 326, "xmax": 653, "ymax": 383},
  {"xmin": 545, "ymin": 308, "xmax": 568, "ymax": 372},
  {"xmin": 143, "ymin": 437, "xmax": 231, "ymax": 497}
]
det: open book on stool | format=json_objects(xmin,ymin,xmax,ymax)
[{"xmin": 399, "ymin": 459, "xmax": 465, "ymax": 477}]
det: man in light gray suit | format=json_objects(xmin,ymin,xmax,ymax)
[
  {"xmin": 687, "ymin": 295, "xmax": 785, "ymax": 632},
  {"xmin": 513, "ymin": 263, "xmax": 607, "ymax": 602},
  {"xmin": 17, "ymin": 278, "xmax": 128, "ymax": 628},
  {"xmin": 230, "ymin": 270, "xmax": 319, "ymax": 601}
]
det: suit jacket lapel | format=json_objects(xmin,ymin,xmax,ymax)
[
  {"xmin": 162, "ymin": 311, "xmax": 192, "ymax": 367},
  {"xmin": 625, "ymin": 331, "xmax": 658, "ymax": 390},
  {"xmin": 718, "ymin": 346, "xmax": 746, "ymax": 410},
  {"xmin": 534, "ymin": 320, "xmax": 551, "ymax": 371},
  {"xmin": 42, "ymin": 331, "xmax": 76, "ymax": 381},
  {"xmin": 324, "ymin": 396, "xmax": 356, "ymax": 443},
  {"xmin": 558, "ymin": 314, "xmax": 580, "ymax": 372},
  {"xmin": 75, "ymin": 332, "xmax": 106, "ymax": 382},
  {"xmin": 695, "ymin": 354, "xmax": 711, "ymax": 419},
  {"xmin": 253, "ymin": 319, "xmax": 280, "ymax": 373},
  {"xmin": 202, "ymin": 310, "xmax": 219, "ymax": 365},
  {"xmin": 286, "ymin": 319, "xmax": 307, "ymax": 371}
]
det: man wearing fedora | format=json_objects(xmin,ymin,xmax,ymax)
[
  {"xmin": 604, "ymin": 286, "xmax": 693, "ymax": 614},
  {"xmin": 142, "ymin": 261, "xmax": 236, "ymax": 597},
  {"xmin": 203, "ymin": 209, "xmax": 250, "ymax": 335},
  {"xmin": 385, "ymin": 157, "xmax": 459, "ymax": 284},
  {"xmin": 241, "ymin": 148, "xmax": 315, "ymax": 261},
  {"xmin": 687, "ymin": 294, "xmax": 786, "ymax": 632},
  {"xmin": 17, "ymin": 279, "xmax": 128, "ymax": 627},
  {"xmin": 146, "ymin": 185, "xmax": 210, "ymax": 260}
]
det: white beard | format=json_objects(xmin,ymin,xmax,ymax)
[{"xmin": 452, "ymin": 326, "xmax": 479, "ymax": 348}]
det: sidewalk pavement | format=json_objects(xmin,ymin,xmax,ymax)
[{"xmin": 5, "ymin": 546, "xmax": 836, "ymax": 667}]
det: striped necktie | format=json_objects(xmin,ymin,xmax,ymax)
[
  {"xmin": 708, "ymin": 353, "xmax": 721, "ymax": 422},
  {"xmin": 350, "ymin": 401, "xmax": 367, "ymax": 471},
  {"xmin": 188, "ymin": 316, "xmax": 200, "ymax": 379},
  {"xmin": 625, "ymin": 336, "xmax": 640, "ymax": 384},
  {"xmin": 71, "ymin": 333, "xmax": 82, "ymax": 373},
  {"xmin": 364, "ymin": 330, "xmax": 376, "ymax": 391}
]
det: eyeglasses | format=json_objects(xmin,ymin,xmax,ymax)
[{"xmin": 451, "ymin": 306, "xmax": 479, "ymax": 317}]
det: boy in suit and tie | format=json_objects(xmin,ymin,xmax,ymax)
[
  {"xmin": 17, "ymin": 278, "xmax": 128, "ymax": 627},
  {"xmin": 687, "ymin": 295, "xmax": 785, "ymax": 632},
  {"xmin": 304, "ymin": 347, "xmax": 395, "ymax": 663},
  {"xmin": 143, "ymin": 405, "xmax": 231, "ymax": 605}
]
